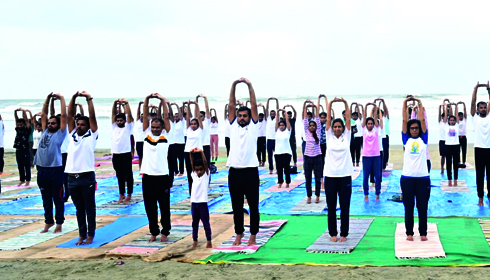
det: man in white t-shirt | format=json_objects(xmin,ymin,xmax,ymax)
[
  {"xmin": 197, "ymin": 94, "xmax": 211, "ymax": 166},
  {"xmin": 256, "ymin": 105, "xmax": 267, "ymax": 167},
  {"xmin": 133, "ymin": 101, "xmax": 145, "ymax": 170},
  {"xmin": 171, "ymin": 104, "xmax": 185, "ymax": 176},
  {"xmin": 470, "ymin": 82, "xmax": 490, "ymax": 206},
  {"xmin": 227, "ymin": 77, "xmax": 260, "ymax": 246},
  {"xmin": 457, "ymin": 101, "xmax": 468, "ymax": 167},
  {"xmin": 0, "ymin": 113, "xmax": 4, "ymax": 193},
  {"xmin": 141, "ymin": 93, "xmax": 172, "ymax": 242},
  {"xmin": 265, "ymin": 98, "xmax": 278, "ymax": 174},
  {"xmin": 111, "ymin": 99, "xmax": 134, "ymax": 203},
  {"xmin": 65, "ymin": 91, "xmax": 98, "ymax": 246}
]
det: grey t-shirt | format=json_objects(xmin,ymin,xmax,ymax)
[{"xmin": 33, "ymin": 128, "xmax": 68, "ymax": 167}]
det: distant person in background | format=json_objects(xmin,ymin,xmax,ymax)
[
  {"xmin": 438, "ymin": 104, "xmax": 447, "ymax": 175},
  {"xmin": 361, "ymin": 103, "xmax": 382, "ymax": 201},
  {"xmin": 24, "ymin": 109, "xmax": 34, "ymax": 168},
  {"xmin": 133, "ymin": 101, "xmax": 145, "ymax": 170},
  {"xmin": 197, "ymin": 94, "xmax": 211, "ymax": 166},
  {"xmin": 350, "ymin": 103, "xmax": 363, "ymax": 167},
  {"xmin": 224, "ymin": 104, "xmax": 231, "ymax": 157},
  {"xmin": 13, "ymin": 108, "xmax": 31, "ymax": 186},
  {"xmin": 274, "ymin": 109, "xmax": 292, "ymax": 188},
  {"xmin": 210, "ymin": 113, "xmax": 219, "ymax": 161},
  {"xmin": 457, "ymin": 101, "xmax": 467, "ymax": 167},
  {"xmin": 302, "ymin": 99, "xmax": 322, "ymax": 204},
  {"xmin": 32, "ymin": 121, "xmax": 42, "ymax": 157},
  {"xmin": 442, "ymin": 103, "xmax": 460, "ymax": 186},
  {"xmin": 184, "ymin": 100, "xmax": 203, "ymax": 193},
  {"xmin": 257, "ymin": 104, "xmax": 267, "ymax": 167},
  {"xmin": 266, "ymin": 97, "xmax": 279, "ymax": 174},
  {"xmin": 378, "ymin": 98, "xmax": 390, "ymax": 171},
  {"xmin": 0, "ymin": 113, "xmax": 4, "ymax": 193},
  {"xmin": 286, "ymin": 105, "xmax": 298, "ymax": 167},
  {"xmin": 171, "ymin": 103, "xmax": 185, "ymax": 177}
]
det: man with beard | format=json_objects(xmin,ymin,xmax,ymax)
[
  {"xmin": 111, "ymin": 99, "xmax": 134, "ymax": 203},
  {"xmin": 227, "ymin": 77, "xmax": 260, "ymax": 246},
  {"xmin": 471, "ymin": 82, "xmax": 490, "ymax": 206},
  {"xmin": 33, "ymin": 93, "xmax": 68, "ymax": 233}
]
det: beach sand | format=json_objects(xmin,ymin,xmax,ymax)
[{"xmin": 0, "ymin": 145, "xmax": 484, "ymax": 280}]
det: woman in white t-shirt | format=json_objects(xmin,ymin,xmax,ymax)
[
  {"xmin": 324, "ymin": 97, "xmax": 352, "ymax": 242},
  {"xmin": 184, "ymin": 101, "xmax": 203, "ymax": 193},
  {"xmin": 209, "ymin": 111, "xmax": 219, "ymax": 161},
  {"xmin": 401, "ymin": 96, "xmax": 430, "ymax": 241},
  {"xmin": 32, "ymin": 122, "xmax": 42, "ymax": 156},
  {"xmin": 274, "ymin": 109, "xmax": 292, "ymax": 188},
  {"xmin": 443, "ymin": 103, "xmax": 460, "ymax": 186}
]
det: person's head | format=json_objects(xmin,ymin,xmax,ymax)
[
  {"xmin": 47, "ymin": 116, "xmax": 60, "ymax": 133},
  {"xmin": 306, "ymin": 111, "xmax": 312, "ymax": 120},
  {"xmin": 150, "ymin": 118, "xmax": 164, "ymax": 136},
  {"xmin": 173, "ymin": 113, "xmax": 180, "ymax": 122},
  {"xmin": 190, "ymin": 118, "xmax": 199, "ymax": 131},
  {"xmin": 352, "ymin": 112, "xmax": 359, "ymax": 120},
  {"xmin": 35, "ymin": 122, "xmax": 42, "ymax": 132},
  {"xmin": 319, "ymin": 112, "xmax": 327, "ymax": 124},
  {"xmin": 237, "ymin": 106, "xmax": 252, "ymax": 127},
  {"xmin": 308, "ymin": 120, "xmax": 319, "ymax": 143},
  {"xmin": 342, "ymin": 110, "xmax": 346, "ymax": 119},
  {"xmin": 270, "ymin": 110, "xmax": 276, "ymax": 120},
  {"xmin": 287, "ymin": 111, "xmax": 293, "ymax": 119},
  {"xmin": 258, "ymin": 113, "xmax": 264, "ymax": 122},
  {"xmin": 407, "ymin": 119, "xmax": 422, "ymax": 138},
  {"xmin": 193, "ymin": 159, "xmax": 206, "ymax": 177},
  {"xmin": 448, "ymin": 115, "xmax": 457, "ymax": 126},
  {"xmin": 16, "ymin": 118, "xmax": 26, "ymax": 128},
  {"xmin": 149, "ymin": 113, "xmax": 157, "ymax": 120},
  {"xmin": 458, "ymin": 112, "xmax": 464, "ymax": 121},
  {"xmin": 75, "ymin": 113, "xmax": 82, "ymax": 121},
  {"xmin": 211, "ymin": 116, "xmax": 217, "ymax": 123},
  {"xmin": 199, "ymin": 111, "xmax": 206, "ymax": 121},
  {"xmin": 76, "ymin": 116, "xmax": 90, "ymax": 136},
  {"xmin": 332, "ymin": 118, "xmax": 345, "ymax": 137},
  {"xmin": 366, "ymin": 117, "xmax": 375, "ymax": 131},
  {"xmin": 477, "ymin": 101, "xmax": 487, "ymax": 117},
  {"xmin": 115, "ymin": 113, "xmax": 126, "ymax": 128},
  {"xmin": 278, "ymin": 120, "xmax": 287, "ymax": 132}
]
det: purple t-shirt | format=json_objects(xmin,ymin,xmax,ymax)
[{"xmin": 303, "ymin": 117, "xmax": 322, "ymax": 157}]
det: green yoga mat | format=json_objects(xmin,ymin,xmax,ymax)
[{"xmin": 199, "ymin": 215, "xmax": 490, "ymax": 267}]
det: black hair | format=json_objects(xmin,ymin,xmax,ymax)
[
  {"xmin": 270, "ymin": 110, "xmax": 276, "ymax": 113},
  {"xmin": 342, "ymin": 110, "xmax": 346, "ymax": 115},
  {"xmin": 448, "ymin": 115, "xmax": 457, "ymax": 123},
  {"xmin": 319, "ymin": 112, "xmax": 327, "ymax": 118},
  {"xmin": 149, "ymin": 113, "xmax": 157, "ymax": 118},
  {"xmin": 77, "ymin": 116, "xmax": 90, "ymax": 128},
  {"xmin": 287, "ymin": 111, "xmax": 292, "ymax": 115},
  {"xmin": 477, "ymin": 101, "xmax": 487, "ymax": 108},
  {"xmin": 193, "ymin": 159, "xmax": 205, "ymax": 169},
  {"xmin": 237, "ymin": 106, "xmax": 252, "ymax": 117},
  {"xmin": 366, "ymin": 117, "xmax": 375, "ymax": 125},
  {"xmin": 278, "ymin": 120, "xmax": 287, "ymax": 127},
  {"xmin": 190, "ymin": 118, "xmax": 199, "ymax": 125},
  {"xmin": 458, "ymin": 112, "xmax": 464, "ymax": 116},
  {"xmin": 151, "ymin": 118, "xmax": 164, "ymax": 127},
  {"xmin": 407, "ymin": 119, "xmax": 422, "ymax": 138},
  {"xmin": 115, "ymin": 113, "xmax": 126, "ymax": 121},
  {"xmin": 308, "ymin": 120, "xmax": 319, "ymax": 144},
  {"xmin": 48, "ymin": 116, "xmax": 60, "ymax": 126},
  {"xmin": 259, "ymin": 113, "xmax": 264, "ymax": 117},
  {"xmin": 200, "ymin": 111, "xmax": 205, "ymax": 117},
  {"xmin": 332, "ymin": 118, "xmax": 345, "ymax": 132},
  {"xmin": 211, "ymin": 116, "xmax": 216, "ymax": 121},
  {"xmin": 352, "ymin": 112, "xmax": 359, "ymax": 117},
  {"xmin": 306, "ymin": 111, "xmax": 312, "ymax": 117},
  {"xmin": 16, "ymin": 118, "xmax": 26, "ymax": 124}
]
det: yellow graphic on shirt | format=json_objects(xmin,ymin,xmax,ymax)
[
  {"xmin": 144, "ymin": 135, "xmax": 168, "ymax": 146},
  {"xmin": 410, "ymin": 141, "xmax": 419, "ymax": 154}
]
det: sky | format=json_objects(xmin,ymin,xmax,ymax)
[{"xmin": 1, "ymin": 0, "xmax": 490, "ymax": 100}]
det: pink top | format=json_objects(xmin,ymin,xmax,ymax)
[{"xmin": 362, "ymin": 126, "xmax": 380, "ymax": 157}]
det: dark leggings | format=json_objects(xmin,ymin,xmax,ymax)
[
  {"xmin": 257, "ymin": 137, "xmax": 266, "ymax": 163},
  {"xmin": 225, "ymin": 137, "xmax": 230, "ymax": 157},
  {"xmin": 184, "ymin": 152, "xmax": 193, "ymax": 193},
  {"xmin": 16, "ymin": 149, "xmax": 31, "ymax": 182},
  {"xmin": 267, "ymin": 139, "xmax": 275, "ymax": 171},
  {"xmin": 475, "ymin": 148, "xmax": 490, "ymax": 198},
  {"xmin": 142, "ymin": 175, "xmax": 171, "ymax": 237},
  {"xmin": 325, "ymin": 176, "xmax": 352, "ymax": 237},
  {"xmin": 174, "ymin": 143, "xmax": 185, "ymax": 174},
  {"xmin": 350, "ymin": 137, "xmax": 362, "ymax": 164},
  {"xmin": 304, "ymin": 155, "xmax": 322, "ymax": 197},
  {"xmin": 112, "ymin": 152, "xmax": 134, "ymax": 195},
  {"xmin": 290, "ymin": 139, "xmax": 297, "ymax": 164},
  {"xmin": 459, "ymin": 136, "xmax": 467, "ymax": 164},
  {"xmin": 400, "ymin": 176, "xmax": 430, "ymax": 236},
  {"xmin": 445, "ymin": 144, "xmax": 460, "ymax": 180},
  {"xmin": 191, "ymin": 202, "xmax": 212, "ymax": 241},
  {"xmin": 228, "ymin": 167, "xmax": 260, "ymax": 235},
  {"xmin": 275, "ymin": 154, "xmax": 291, "ymax": 184}
]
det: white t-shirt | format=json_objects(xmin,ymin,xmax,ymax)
[
  {"xmin": 444, "ymin": 123, "xmax": 459, "ymax": 145},
  {"xmin": 353, "ymin": 118, "xmax": 363, "ymax": 138},
  {"xmin": 190, "ymin": 172, "xmax": 209, "ymax": 203},
  {"xmin": 61, "ymin": 125, "xmax": 70, "ymax": 153},
  {"xmin": 64, "ymin": 129, "xmax": 98, "ymax": 173},
  {"xmin": 33, "ymin": 130, "xmax": 42, "ymax": 149},
  {"xmin": 202, "ymin": 118, "xmax": 211, "ymax": 146},
  {"xmin": 210, "ymin": 122, "xmax": 219, "ymax": 135},
  {"xmin": 0, "ymin": 120, "xmax": 4, "ymax": 148},
  {"xmin": 111, "ymin": 122, "xmax": 134, "ymax": 154},
  {"xmin": 438, "ymin": 121, "xmax": 446, "ymax": 141},
  {"xmin": 275, "ymin": 128, "xmax": 292, "ymax": 155},
  {"xmin": 472, "ymin": 115, "xmax": 490, "ymax": 148},
  {"xmin": 140, "ymin": 128, "xmax": 169, "ymax": 176},
  {"xmin": 166, "ymin": 121, "xmax": 175, "ymax": 145},
  {"xmin": 458, "ymin": 118, "xmax": 466, "ymax": 136},
  {"xmin": 266, "ymin": 116, "xmax": 276, "ymax": 140},
  {"xmin": 184, "ymin": 127, "xmax": 203, "ymax": 152},
  {"xmin": 227, "ymin": 118, "xmax": 259, "ymax": 168},
  {"xmin": 258, "ymin": 119, "xmax": 267, "ymax": 137},
  {"xmin": 324, "ymin": 127, "xmax": 353, "ymax": 177},
  {"xmin": 173, "ymin": 120, "xmax": 185, "ymax": 144},
  {"xmin": 132, "ymin": 119, "xmax": 145, "ymax": 142},
  {"xmin": 401, "ymin": 131, "xmax": 429, "ymax": 178}
]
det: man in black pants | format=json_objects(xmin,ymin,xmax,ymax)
[
  {"xmin": 457, "ymin": 102, "xmax": 468, "ymax": 167},
  {"xmin": 13, "ymin": 108, "xmax": 32, "ymax": 186},
  {"xmin": 286, "ymin": 106, "xmax": 297, "ymax": 167},
  {"xmin": 227, "ymin": 77, "xmax": 260, "ymax": 246},
  {"xmin": 265, "ymin": 98, "xmax": 278, "ymax": 174},
  {"xmin": 111, "ymin": 99, "xmax": 134, "ymax": 204},
  {"xmin": 0, "ymin": 113, "xmax": 4, "ymax": 193},
  {"xmin": 256, "ymin": 110, "xmax": 267, "ymax": 166},
  {"xmin": 470, "ymin": 82, "xmax": 490, "ymax": 206}
]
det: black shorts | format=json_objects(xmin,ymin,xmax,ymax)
[{"xmin": 438, "ymin": 140, "xmax": 446, "ymax": 157}]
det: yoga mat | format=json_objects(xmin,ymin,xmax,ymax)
[
  {"xmin": 440, "ymin": 180, "xmax": 469, "ymax": 192},
  {"xmin": 357, "ymin": 181, "xmax": 389, "ymax": 193},
  {"xmin": 395, "ymin": 223, "xmax": 446, "ymax": 259},
  {"xmin": 0, "ymin": 193, "xmax": 40, "ymax": 203},
  {"xmin": 98, "ymin": 194, "xmax": 144, "ymax": 209},
  {"xmin": 212, "ymin": 220, "xmax": 287, "ymax": 254},
  {"xmin": 0, "ymin": 172, "xmax": 14, "ymax": 177},
  {"xmin": 479, "ymin": 219, "xmax": 490, "ymax": 245},
  {"xmin": 108, "ymin": 222, "xmax": 194, "ymax": 255},
  {"xmin": 95, "ymin": 155, "xmax": 112, "ymax": 160},
  {"xmin": 57, "ymin": 216, "xmax": 148, "ymax": 248},
  {"xmin": 25, "ymin": 192, "xmax": 105, "ymax": 210},
  {"xmin": 306, "ymin": 218, "xmax": 373, "ymax": 253},
  {"xmin": 289, "ymin": 196, "xmax": 327, "ymax": 213},
  {"xmin": 0, "ymin": 219, "xmax": 79, "ymax": 250},
  {"xmin": 264, "ymin": 181, "xmax": 304, "ymax": 192},
  {"xmin": 0, "ymin": 218, "xmax": 42, "ymax": 233},
  {"xmin": 97, "ymin": 161, "xmax": 113, "ymax": 165},
  {"xmin": 171, "ymin": 193, "xmax": 223, "ymax": 211}
]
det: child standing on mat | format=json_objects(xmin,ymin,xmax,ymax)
[{"xmin": 189, "ymin": 148, "xmax": 212, "ymax": 249}]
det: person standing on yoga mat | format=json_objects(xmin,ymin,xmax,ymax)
[
  {"xmin": 401, "ymin": 96, "xmax": 430, "ymax": 241},
  {"xmin": 324, "ymin": 97, "xmax": 352, "ymax": 242},
  {"xmin": 141, "ymin": 93, "xmax": 172, "ymax": 242},
  {"xmin": 470, "ymin": 81, "xmax": 490, "ymax": 206},
  {"xmin": 184, "ymin": 100, "xmax": 203, "ymax": 193},
  {"xmin": 361, "ymin": 103, "xmax": 383, "ymax": 201},
  {"xmin": 224, "ymin": 104, "xmax": 231, "ymax": 157},
  {"xmin": 286, "ymin": 106, "xmax": 298, "ymax": 167},
  {"xmin": 65, "ymin": 91, "xmax": 98, "ymax": 245},
  {"xmin": 302, "ymin": 98, "xmax": 323, "ymax": 204},
  {"xmin": 457, "ymin": 101, "xmax": 468, "ymax": 168},
  {"xmin": 442, "ymin": 103, "xmax": 460, "ymax": 186},
  {"xmin": 13, "ymin": 108, "xmax": 32, "ymax": 186},
  {"xmin": 266, "ymin": 97, "xmax": 279, "ymax": 174},
  {"xmin": 0, "ymin": 113, "xmax": 4, "ymax": 193},
  {"xmin": 171, "ymin": 103, "xmax": 185, "ymax": 177},
  {"xmin": 133, "ymin": 101, "xmax": 145, "ymax": 170},
  {"xmin": 210, "ymin": 110, "xmax": 219, "ymax": 161},
  {"xmin": 196, "ymin": 94, "xmax": 211, "ymax": 166},
  {"xmin": 350, "ymin": 103, "xmax": 363, "ymax": 167},
  {"xmin": 34, "ymin": 93, "xmax": 68, "ymax": 234},
  {"xmin": 111, "ymin": 99, "xmax": 134, "ymax": 203},
  {"xmin": 189, "ymin": 148, "xmax": 212, "ymax": 249},
  {"xmin": 274, "ymin": 108, "xmax": 292, "ymax": 188},
  {"xmin": 257, "ymin": 104, "xmax": 267, "ymax": 167},
  {"xmin": 227, "ymin": 77, "xmax": 260, "ymax": 246}
]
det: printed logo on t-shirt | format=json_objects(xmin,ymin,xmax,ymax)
[
  {"xmin": 410, "ymin": 142, "xmax": 420, "ymax": 154},
  {"xmin": 448, "ymin": 129, "xmax": 456, "ymax": 137},
  {"xmin": 39, "ymin": 133, "xmax": 53, "ymax": 149}
]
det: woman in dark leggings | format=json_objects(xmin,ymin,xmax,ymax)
[{"xmin": 443, "ymin": 103, "xmax": 460, "ymax": 186}]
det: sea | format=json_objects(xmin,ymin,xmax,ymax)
[{"xmin": 0, "ymin": 92, "xmax": 478, "ymax": 150}]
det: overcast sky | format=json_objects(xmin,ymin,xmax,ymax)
[{"xmin": 1, "ymin": 0, "xmax": 490, "ymax": 99}]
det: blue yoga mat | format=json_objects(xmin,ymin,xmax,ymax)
[{"xmin": 56, "ymin": 216, "xmax": 148, "ymax": 248}]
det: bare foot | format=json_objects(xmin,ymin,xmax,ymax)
[
  {"xmin": 479, "ymin": 198, "xmax": 484, "ymax": 206},
  {"xmin": 277, "ymin": 183, "xmax": 282, "ymax": 188},
  {"xmin": 54, "ymin": 224, "xmax": 62, "ymax": 233},
  {"xmin": 294, "ymin": 163, "xmax": 297, "ymax": 167},
  {"xmin": 307, "ymin": 197, "xmax": 312, "ymax": 204},
  {"xmin": 356, "ymin": 163, "xmax": 359, "ymax": 167},
  {"xmin": 269, "ymin": 170, "xmax": 273, "ymax": 175},
  {"xmin": 123, "ymin": 194, "xmax": 132, "ymax": 204},
  {"xmin": 339, "ymin": 236, "xmax": 347, "ymax": 242},
  {"xmin": 330, "ymin": 236, "xmax": 337, "ymax": 242},
  {"xmin": 440, "ymin": 170, "xmax": 444, "ymax": 175},
  {"xmin": 82, "ymin": 236, "xmax": 94, "ymax": 245},
  {"xmin": 17, "ymin": 181, "xmax": 25, "ymax": 186},
  {"xmin": 206, "ymin": 241, "xmax": 212, "ymax": 248},
  {"xmin": 247, "ymin": 234, "xmax": 257, "ymax": 246},
  {"xmin": 233, "ymin": 233, "xmax": 243, "ymax": 245},
  {"xmin": 40, "ymin": 223, "xmax": 54, "ymax": 233},
  {"xmin": 315, "ymin": 196, "xmax": 320, "ymax": 203},
  {"xmin": 421, "ymin": 236, "xmax": 428, "ymax": 241},
  {"xmin": 192, "ymin": 241, "xmax": 198, "ymax": 249},
  {"xmin": 364, "ymin": 195, "xmax": 369, "ymax": 201},
  {"xmin": 117, "ymin": 194, "xmax": 125, "ymax": 203},
  {"xmin": 148, "ymin": 235, "xmax": 157, "ymax": 242},
  {"xmin": 285, "ymin": 184, "xmax": 289, "ymax": 188},
  {"xmin": 76, "ymin": 236, "xmax": 86, "ymax": 245},
  {"xmin": 371, "ymin": 183, "xmax": 375, "ymax": 188},
  {"xmin": 376, "ymin": 195, "xmax": 380, "ymax": 201},
  {"xmin": 448, "ymin": 180, "xmax": 453, "ymax": 186},
  {"xmin": 406, "ymin": 235, "xmax": 414, "ymax": 241},
  {"xmin": 160, "ymin": 235, "xmax": 168, "ymax": 242},
  {"xmin": 25, "ymin": 181, "xmax": 30, "ymax": 186},
  {"xmin": 454, "ymin": 180, "xmax": 458, "ymax": 186}
]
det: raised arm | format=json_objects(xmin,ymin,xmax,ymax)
[
  {"xmin": 285, "ymin": 109, "xmax": 291, "ymax": 131},
  {"xmin": 67, "ymin": 92, "xmax": 78, "ymax": 132},
  {"xmin": 197, "ymin": 94, "xmax": 210, "ymax": 120},
  {"xmin": 265, "ymin": 98, "xmax": 272, "ymax": 119},
  {"xmin": 381, "ymin": 99, "xmax": 389, "ymax": 119},
  {"xmin": 191, "ymin": 101, "xmax": 203, "ymax": 129},
  {"xmin": 243, "ymin": 78, "xmax": 258, "ymax": 122},
  {"xmin": 454, "ymin": 103, "xmax": 459, "ymax": 123},
  {"xmin": 290, "ymin": 105, "xmax": 297, "ymax": 119},
  {"xmin": 53, "ymin": 93, "xmax": 67, "ymax": 131},
  {"xmin": 461, "ymin": 102, "xmax": 467, "ymax": 119},
  {"xmin": 22, "ymin": 109, "xmax": 30, "ymax": 128},
  {"xmin": 79, "ymin": 91, "xmax": 97, "ymax": 132},
  {"xmin": 402, "ymin": 97, "xmax": 411, "ymax": 134},
  {"xmin": 378, "ymin": 105, "xmax": 383, "ymax": 129},
  {"xmin": 438, "ymin": 105, "xmax": 443, "ymax": 122},
  {"xmin": 228, "ymin": 80, "xmax": 238, "ymax": 122},
  {"xmin": 275, "ymin": 109, "xmax": 281, "ymax": 131},
  {"xmin": 358, "ymin": 104, "xmax": 364, "ymax": 119},
  {"xmin": 41, "ymin": 93, "xmax": 52, "ymax": 131},
  {"xmin": 122, "ymin": 99, "xmax": 133, "ymax": 123},
  {"xmin": 414, "ymin": 98, "xmax": 427, "ymax": 133},
  {"xmin": 76, "ymin": 103, "xmax": 84, "ymax": 116},
  {"xmin": 136, "ymin": 101, "xmax": 143, "ymax": 121},
  {"xmin": 111, "ymin": 99, "xmax": 119, "ymax": 124},
  {"xmin": 443, "ymin": 104, "xmax": 448, "ymax": 123},
  {"xmin": 224, "ymin": 104, "xmax": 229, "ymax": 121},
  {"xmin": 185, "ymin": 102, "xmax": 192, "ymax": 128},
  {"xmin": 341, "ymin": 98, "xmax": 351, "ymax": 131},
  {"xmin": 154, "ymin": 94, "xmax": 170, "ymax": 132},
  {"xmin": 143, "ymin": 94, "xmax": 152, "ymax": 131},
  {"xmin": 50, "ymin": 97, "xmax": 56, "ymax": 117}
]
